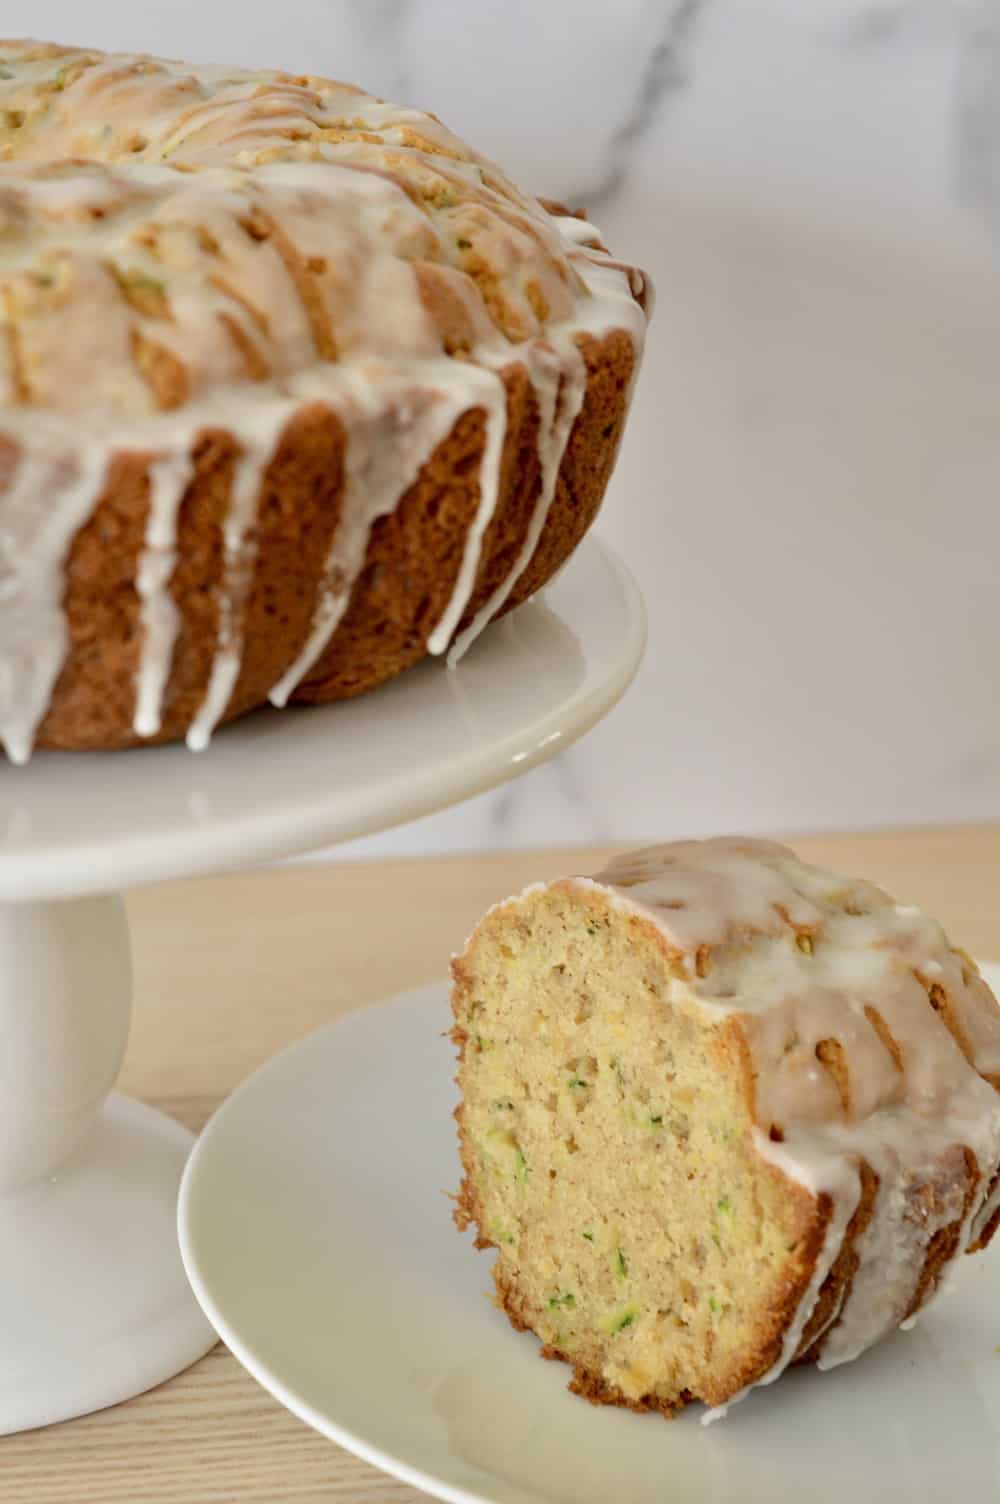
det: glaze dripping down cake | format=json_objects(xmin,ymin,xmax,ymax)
[
  {"xmin": 451, "ymin": 839, "xmax": 1000, "ymax": 1418},
  {"xmin": 0, "ymin": 40, "xmax": 649, "ymax": 761}
]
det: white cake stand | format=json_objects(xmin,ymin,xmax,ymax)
[{"xmin": 0, "ymin": 535, "xmax": 644, "ymax": 1437}]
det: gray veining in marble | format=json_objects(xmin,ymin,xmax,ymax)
[
  {"xmin": 580, "ymin": 0, "xmax": 707, "ymax": 209},
  {"xmin": 355, "ymin": 0, "xmax": 414, "ymax": 104},
  {"xmin": 955, "ymin": 2, "xmax": 1000, "ymax": 224}
]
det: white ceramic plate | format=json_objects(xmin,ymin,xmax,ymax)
[
  {"xmin": 0, "ymin": 536, "xmax": 644, "ymax": 900},
  {"xmin": 179, "ymin": 967, "xmax": 1000, "ymax": 1504}
]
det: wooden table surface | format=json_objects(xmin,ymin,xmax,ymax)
[{"xmin": 4, "ymin": 825, "xmax": 1000, "ymax": 1503}]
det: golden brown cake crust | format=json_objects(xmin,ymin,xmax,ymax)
[
  {"xmin": 35, "ymin": 326, "xmax": 634, "ymax": 750},
  {"xmin": 293, "ymin": 330, "xmax": 635, "ymax": 708}
]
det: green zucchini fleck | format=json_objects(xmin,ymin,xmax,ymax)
[{"xmin": 125, "ymin": 269, "xmax": 164, "ymax": 292}]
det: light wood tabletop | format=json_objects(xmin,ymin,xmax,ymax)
[{"xmin": 4, "ymin": 825, "xmax": 1000, "ymax": 1503}]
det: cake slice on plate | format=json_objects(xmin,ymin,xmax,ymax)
[{"xmin": 451, "ymin": 838, "xmax": 1000, "ymax": 1418}]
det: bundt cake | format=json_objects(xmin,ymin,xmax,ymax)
[
  {"xmin": 451, "ymin": 838, "xmax": 1000, "ymax": 1419},
  {"xmin": 0, "ymin": 40, "xmax": 649, "ymax": 761}
]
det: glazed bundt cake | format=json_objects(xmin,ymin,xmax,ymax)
[
  {"xmin": 451, "ymin": 838, "xmax": 1000, "ymax": 1419},
  {"xmin": 0, "ymin": 41, "xmax": 649, "ymax": 761}
]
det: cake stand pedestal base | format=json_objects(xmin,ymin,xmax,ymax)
[
  {"xmin": 0, "ymin": 897, "xmax": 216, "ymax": 1436},
  {"xmin": 0, "ymin": 538, "xmax": 645, "ymax": 1435}
]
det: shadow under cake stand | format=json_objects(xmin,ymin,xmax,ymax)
[{"xmin": 0, "ymin": 534, "xmax": 645, "ymax": 1436}]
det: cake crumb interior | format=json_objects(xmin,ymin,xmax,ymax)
[{"xmin": 454, "ymin": 888, "xmax": 807, "ymax": 1411}]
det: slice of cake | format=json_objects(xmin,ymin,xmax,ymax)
[{"xmin": 450, "ymin": 838, "xmax": 1000, "ymax": 1418}]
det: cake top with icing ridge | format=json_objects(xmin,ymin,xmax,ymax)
[
  {"xmin": 0, "ymin": 40, "xmax": 637, "ymax": 418},
  {"xmin": 582, "ymin": 837, "xmax": 1000, "ymax": 1133}
]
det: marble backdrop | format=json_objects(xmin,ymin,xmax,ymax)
[{"xmin": 26, "ymin": 1, "xmax": 1000, "ymax": 852}]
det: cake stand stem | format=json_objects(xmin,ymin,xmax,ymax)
[{"xmin": 0, "ymin": 895, "xmax": 216, "ymax": 1435}]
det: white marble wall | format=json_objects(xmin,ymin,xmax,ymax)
[{"xmin": 29, "ymin": 2, "xmax": 1000, "ymax": 851}]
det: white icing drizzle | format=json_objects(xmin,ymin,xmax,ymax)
[
  {"xmin": 444, "ymin": 339, "xmax": 582, "ymax": 668},
  {"xmin": 0, "ymin": 427, "xmax": 108, "ymax": 763},
  {"xmin": 569, "ymin": 838, "xmax": 1000, "ymax": 1418},
  {"xmin": 185, "ymin": 405, "xmax": 296, "ymax": 751},
  {"xmin": 268, "ymin": 361, "xmax": 474, "ymax": 706},
  {"xmin": 442, "ymin": 223, "xmax": 649, "ymax": 667},
  {"xmin": 971, "ymin": 1161, "xmax": 1000, "ymax": 1243},
  {"xmin": 133, "ymin": 449, "xmax": 195, "ymax": 737},
  {"xmin": 423, "ymin": 365, "xmax": 508, "ymax": 658},
  {"xmin": 0, "ymin": 45, "xmax": 650, "ymax": 760}
]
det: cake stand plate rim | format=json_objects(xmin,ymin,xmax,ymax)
[{"xmin": 0, "ymin": 535, "xmax": 645, "ymax": 901}]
